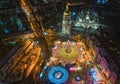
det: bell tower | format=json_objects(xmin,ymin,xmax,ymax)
[{"xmin": 62, "ymin": 3, "xmax": 71, "ymax": 35}]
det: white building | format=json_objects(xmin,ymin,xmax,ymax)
[
  {"xmin": 74, "ymin": 10, "xmax": 99, "ymax": 30},
  {"xmin": 62, "ymin": 3, "xmax": 71, "ymax": 35}
]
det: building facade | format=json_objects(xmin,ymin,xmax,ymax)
[
  {"xmin": 88, "ymin": 37, "xmax": 119, "ymax": 84},
  {"xmin": 0, "ymin": 40, "xmax": 33, "ymax": 81}
]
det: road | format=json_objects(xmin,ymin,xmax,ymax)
[
  {"xmin": 20, "ymin": 0, "xmax": 49, "ymax": 57},
  {"xmin": 19, "ymin": 0, "xmax": 50, "ymax": 83}
]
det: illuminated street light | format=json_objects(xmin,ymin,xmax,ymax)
[{"xmin": 43, "ymin": 32, "xmax": 48, "ymax": 36}]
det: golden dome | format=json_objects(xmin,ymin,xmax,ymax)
[
  {"xmin": 64, "ymin": 10, "xmax": 71, "ymax": 16},
  {"xmin": 63, "ymin": 2, "xmax": 71, "ymax": 16}
]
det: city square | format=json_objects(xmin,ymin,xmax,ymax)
[
  {"xmin": 39, "ymin": 40, "xmax": 106, "ymax": 84},
  {"xmin": 0, "ymin": 0, "xmax": 120, "ymax": 84}
]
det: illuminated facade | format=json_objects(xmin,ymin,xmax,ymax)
[
  {"xmin": 74, "ymin": 10, "xmax": 99, "ymax": 30},
  {"xmin": 62, "ymin": 3, "xmax": 71, "ymax": 35}
]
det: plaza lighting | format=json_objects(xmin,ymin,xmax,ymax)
[
  {"xmin": 69, "ymin": 67, "xmax": 74, "ymax": 71},
  {"xmin": 43, "ymin": 66, "xmax": 47, "ymax": 70},
  {"xmin": 39, "ymin": 73, "xmax": 43, "ymax": 78},
  {"xmin": 72, "ymin": 12, "xmax": 76, "ymax": 16},
  {"xmin": 39, "ymin": 66, "xmax": 47, "ymax": 78},
  {"xmin": 69, "ymin": 66, "xmax": 82, "ymax": 71}
]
